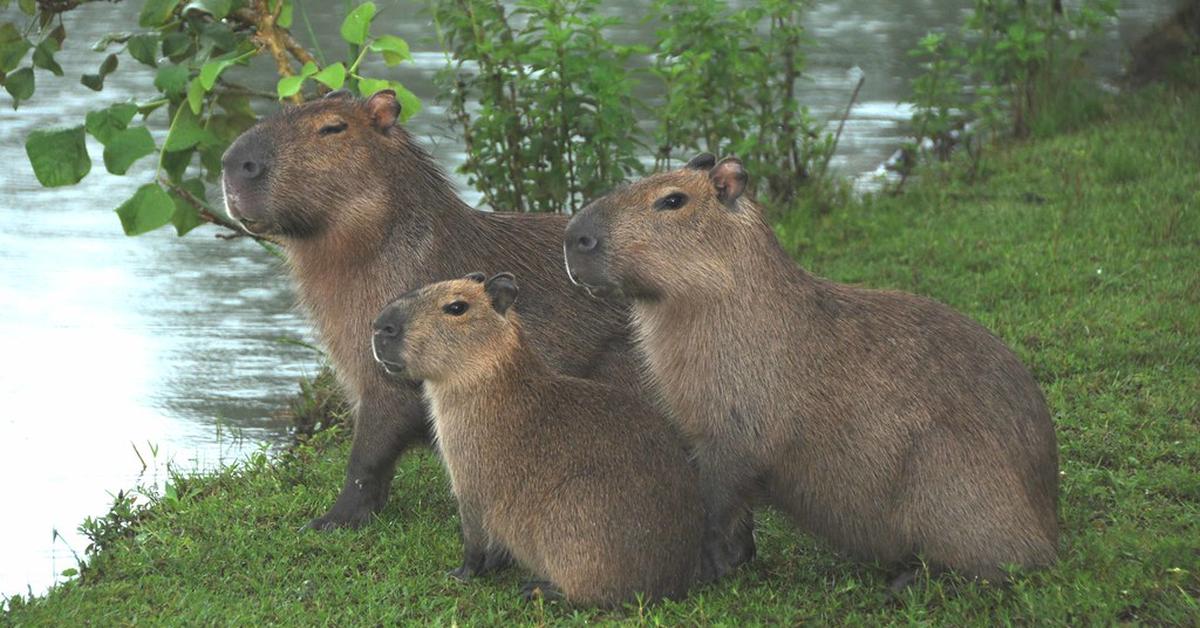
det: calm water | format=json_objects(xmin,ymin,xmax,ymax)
[{"xmin": 0, "ymin": 0, "xmax": 1173, "ymax": 601}]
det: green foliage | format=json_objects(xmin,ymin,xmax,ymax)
[
  {"xmin": 902, "ymin": 0, "xmax": 1118, "ymax": 180},
  {"xmin": 650, "ymin": 0, "xmax": 834, "ymax": 210},
  {"xmin": 434, "ymin": 0, "xmax": 838, "ymax": 214},
  {"xmin": 433, "ymin": 0, "xmax": 645, "ymax": 214},
  {"xmin": 4, "ymin": 87, "xmax": 1199, "ymax": 624},
  {"xmin": 24, "ymin": 126, "xmax": 90, "ymax": 187},
  {"xmin": 6, "ymin": 1, "xmax": 419, "ymax": 238}
]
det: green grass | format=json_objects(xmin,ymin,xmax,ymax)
[{"xmin": 5, "ymin": 85, "xmax": 1199, "ymax": 626}]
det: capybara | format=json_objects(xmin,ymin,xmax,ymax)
[
  {"xmin": 220, "ymin": 90, "xmax": 657, "ymax": 538},
  {"xmin": 563, "ymin": 153, "xmax": 1059, "ymax": 584},
  {"xmin": 370, "ymin": 272, "xmax": 702, "ymax": 605}
]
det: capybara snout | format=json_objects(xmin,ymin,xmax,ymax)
[{"xmin": 370, "ymin": 297, "xmax": 411, "ymax": 374}]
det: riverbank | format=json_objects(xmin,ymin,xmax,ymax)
[{"xmin": 4, "ymin": 83, "xmax": 1198, "ymax": 625}]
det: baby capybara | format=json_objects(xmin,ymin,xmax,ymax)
[
  {"xmin": 563, "ymin": 153, "xmax": 1059, "ymax": 585},
  {"xmin": 371, "ymin": 273, "xmax": 702, "ymax": 606}
]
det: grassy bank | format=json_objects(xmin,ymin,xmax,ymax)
[{"xmin": 5, "ymin": 85, "xmax": 1198, "ymax": 626}]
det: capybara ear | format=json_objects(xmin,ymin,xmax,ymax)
[
  {"xmin": 464, "ymin": 271, "xmax": 486, "ymax": 283},
  {"xmin": 710, "ymin": 157, "xmax": 747, "ymax": 208},
  {"xmin": 324, "ymin": 88, "xmax": 353, "ymax": 100},
  {"xmin": 365, "ymin": 89, "xmax": 401, "ymax": 129},
  {"xmin": 484, "ymin": 272, "xmax": 518, "ymax": 315},
  {"xmin": 686, "ymin": 153, "xmax": 716, "ymax": 170}
]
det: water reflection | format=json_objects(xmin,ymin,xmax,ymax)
[{"xmin": 0, "ymin": 0, "xmax": 1175, "ymax": 602}]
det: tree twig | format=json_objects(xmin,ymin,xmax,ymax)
[
  {"xmin": 820, "ymin": 74, "xmax": 866, "ymax": 178},
  {"xmin": 157, "ymin": 176, "xmax": 270, "ymax": 243}
]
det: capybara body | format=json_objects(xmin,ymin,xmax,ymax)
[
  {"xmin": 563, "ymin": 154, "xmax": 1059, "ymax": 582},
  {"xmin": 221, "ymin": 90, "xmax": 643, "ymax": 531},
  {"xmin": 371, "ymin": 274, "xmax": 702, "ymax": 605}
]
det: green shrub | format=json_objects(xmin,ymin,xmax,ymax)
[{"xmin": 432, "ymin": 0, "xmax": 645, "ymax": 214}]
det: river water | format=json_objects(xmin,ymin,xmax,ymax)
[{"xmin": 0, "ymin": 0, "xmax": 1174, "ymax": 601}]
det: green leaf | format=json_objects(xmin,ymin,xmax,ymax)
[
  {"xmin": 339, "ymin": 2, "xmax": 376, "ymax": 46},
  {"xmin": 199, "ymin": 53, "xmax": 238, "ymax": 90},
  {"xmin": 368, "ymin": 35, "xmax": 410, "ymax": 66},
  {"xmin": 4, "ymin": 66, "xmax": 33, "ymax": 107},
  {"xmin": 182, "ymin": 0, "xmax": 232, "ymax": 19},
  {"xmin": 392, "ymin": 82, "xmax": 420, "ymax": 123},
  {"xmin": 165, "ymin": 104, "xmax": 210, "ymax": 152},
  {"xmin": 80, "ymin": 53, "xmax": 120, "ymax": 91},
  {"xmin": 115, "ymin": 183, "xmax": 175, "ymax": 235},
  {"xmin": 25, "ymin": 126, "xmax": 91, "ymax": 187},
  {"xmin": 127, "ymin": 34, "xmax": 159, "ymax": 67},
  {"xmin": 276, "ymin": 61, "xmax": 316, "ymax": 98},
  {"xmin": 0, "ymin": 23, "xmax": 32, "ymax": 73},
  {"xmin": 311, "ymin": 63, "xmax": 345, "ymax": 90},
  {"xmin": 161, "ymin": 146, "xmax": 193, "ymax": 182},
  {"xmin": 278, "ymin": 1, "xmax": 293, "ymax": 28},
  {"xmin": 356, "ymin": 78, "xmax": 420, "ymax": 122},
  {"xmin": 276, "ymin": 74, "xmax": 304, "ymax": 98},
  {"xmin": 80, "ymin": 73, "xmax": 104, "ymax": 91},
  {"xmin": 99, "ymin": 53, "xmax": 119, "ymax": 76},
  {"xmin": 32, "ymin": 39, "xmax": 63, "ymax": 76},
  {"xmin": 154, "ymin": 64, "xmax": 188, "ymax": 96},
  {"xmin": 102, "ymin": 126, "xmax": 156, "ymax": 174},
  {"xmin": 170, "ymin": 178, "xmax": 207, "ymax": 236},
  {"xmin": 186, "ymin": 76, "xmax": 204, "ymax": 113},
  {"xmin": 18, "ymin": 0, "xmax": 34, "ymax": 15},
  {"xmin": 161, "ymin": 32, "xmax": 192, "ymax": 62},
  {"xmin": 48, "ymin": 25, "xmax": 66, "ymax": 47},
  {"xmin": 393, "ymin": 83, "xmax": 422, "ymax": 123},
  {"xmin": 85, "ymin": 103, "xmax": 139, "ymax": 144},
  {"xmin": 139, "ymin": 0, "xmax": 180, "ymax": 28},
  {"xmin": 355, "ymin": 77, "xmax": 387, "ymax": 98}
]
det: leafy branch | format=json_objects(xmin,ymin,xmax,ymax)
[{"xmin": 4, "ymin": 0, "xmax": 420, "ymax": 240}]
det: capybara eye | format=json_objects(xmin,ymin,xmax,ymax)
[
  {"xmin": 319, "ymin": 121, "xmax": 349, "ymax": 136},
  {"xmin": 443, "ymin": 301, "xmax": 469, "ymax": 316},
  {"xmin": 654, "ymin": 192, "xmax": 688, "ymax": 211}
]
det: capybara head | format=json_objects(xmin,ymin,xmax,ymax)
[
  {"xmin": 371, "ymin": 273, "xmax": 520, "ymax": 382},
  {"xmin": 220, "ymin": 89, "xmax": 404, "ymax": 238},
  {"xmin": 563, "ymin": 153, "xmax": 752, "ymax": 300}
]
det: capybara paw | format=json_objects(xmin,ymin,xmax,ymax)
[
  {"xmin": 448, "ymin": 564, "xmax": 477, "ymax": 582},
  {"xmin": 305, "ymin": 505, "xmax": 374, "ymax": 531},
  {"xmin": 519, "ymin": 580, "xmax": 563, "ymax": 602}
]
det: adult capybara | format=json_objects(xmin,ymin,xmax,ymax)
[
  {"xmin": 370, "ymin": 273, "xmax": 702, "ymax": 605},
  {"xmin": 220, "ymin": 90, "xmax": 650, "ymax": 534},
  {"xmin": 563, "ymin": 153, "xmax": 1059, "ymax": 585}
]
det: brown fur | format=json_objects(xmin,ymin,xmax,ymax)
[
  {"xmin": 221, "ymin": 91, "xmax": 643, "ymax": 530},
  {"xmin": 371, "ymin": 275, "xmax": 702, "ymax": 606},
  {"xmin": 563, "ymin": 156, "xmax": 1060, "ymax": 582}
]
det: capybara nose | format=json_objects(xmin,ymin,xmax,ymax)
[
  {"xmin": 239, "ymin": 159, "xmax": 264, "ymax": 180},
  {"xmin": 575, "ymin": 234, "xmax": 598, "ymax": 253},
  {"xmin": 564, "ymin": 213, "xmax": 602, "ymax": 256},
  {"xmin": 372, "ymin": 307, "xmax": 407, "ymax": 339},
  {"xmin": 222, "ymin": 134, "xmax": 269, "ymax": 182}
]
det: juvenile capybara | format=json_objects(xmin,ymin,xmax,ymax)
[
  {"xmin": 370, "ymin": 273, "xmax": 702, "ymax": 605},
  {"xmin": 563, "ymin": 153, "xmax": 1059, "ymax": 584},
  {"xmin": 220, "ymin": 90, "xmax": 653, "ymax": 536}
]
